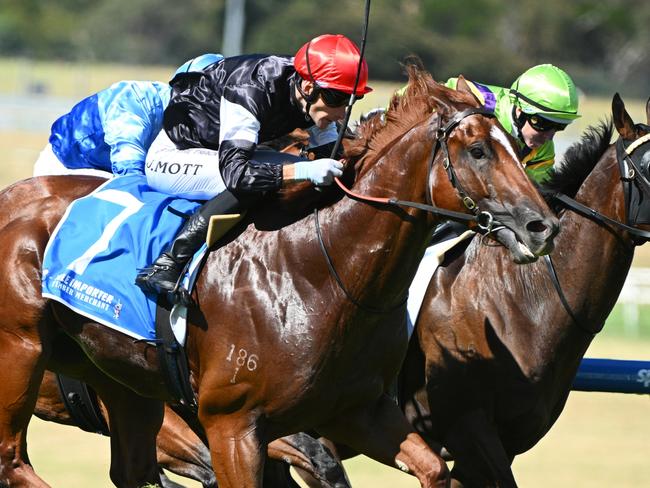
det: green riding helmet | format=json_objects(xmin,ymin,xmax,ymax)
[{"xmin": 510, "ymin": 64, "xmax": 580, "ymax": 123}]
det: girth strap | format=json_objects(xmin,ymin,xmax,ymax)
[
  {"xmin": 55, "ymin": 374, "xmax": 110, "ymax": 436},
  {"xmin": 155, "ymin": 296, "xmax": 198, "ymax": 413}
]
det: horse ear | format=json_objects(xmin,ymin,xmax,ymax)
[
  {"xmin": 455, "ymin": 75, "xmax": 481, "ymax": 107},
  {"xmin": 612, "ymin": 93, "xmax": 637, "ymax": 140}
]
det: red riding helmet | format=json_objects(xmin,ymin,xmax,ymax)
[{"xmin": 294, "ymin": 34, "xmax": 372, "ymax": 95}]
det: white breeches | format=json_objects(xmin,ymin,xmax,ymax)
[
  {"xmin": 33, "ymin": 144, "xmax": 112, "ymax": 178},
  {"xmin": 144, "ymin": 131, "xmax": 226, "ymax": 200}
]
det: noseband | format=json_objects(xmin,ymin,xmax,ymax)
[{"xmin": 315, "ymin": 107, "xmax": 500, "ymax": 314}]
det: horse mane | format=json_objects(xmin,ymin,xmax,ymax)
[
  {"xmin": 542, "ymin": 120, "xmax": 613, "ymax": 198},
  {"xmin": 345, "ymin": 63, "xmax": 478, "ymax": 169}
]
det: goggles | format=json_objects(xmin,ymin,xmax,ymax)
[
  {"xmin": 318, "ymin": 88, "xmax": 362, "ymax": 108},
  {"xmin": 526, "ymin": 114, "xmax": 568, "ymax": 133}
]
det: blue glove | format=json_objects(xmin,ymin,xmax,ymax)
[{"xmin": 293, "ymin": 158, "xmax": 344, "ymax": 186}]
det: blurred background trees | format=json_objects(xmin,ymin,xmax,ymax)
[{"xmin": 0, "ymin": 0, "xmax": 648, "ymax": 95}]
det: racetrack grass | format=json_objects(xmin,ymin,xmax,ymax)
[
  {"xmin": 0, "ymin": 58, "xmax": 173, "ymax": 99},
  {"xmin": 26, "ymin": 335, "xmax": 649, "ymax": 488},
  {"xmin": 0, "ymin": 130, "xmax": 46, "ymax": 182}
]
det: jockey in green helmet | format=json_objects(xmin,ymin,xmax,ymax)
[{"xmin": 445, "ymin": 64, "xmax": 580, "ymax": 183}]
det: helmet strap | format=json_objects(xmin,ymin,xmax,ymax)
[
  {"xmin": 297, "ymin": 41, "xmax": 322, "ymax": 120},
  {"xmin": 512, "ymin": 105, "xmax": 527, "ymax": 139},
  {"xmin": 293, "ymin": 76, "xmax": 316, "ymax": 122}
]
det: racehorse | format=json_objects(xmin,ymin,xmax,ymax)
[
  {"xmin": 31, "ymin": 133, "xmax": 350, "ymax": 488},
  {"xmin": 398, "ymin": 93, "xmax": 650, "ymax": 487},
  {"xmin": 0, "ymin": 64, "xmax": 557, "ymax": 488}
]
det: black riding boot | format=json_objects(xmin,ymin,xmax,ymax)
[{"xmin": 135, "ymin": 190, "xmax": 244, "ymax": 300}]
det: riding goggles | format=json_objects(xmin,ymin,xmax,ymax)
[
  {"xmin": 526, "ymin": 114, "xmax": 568, "ymax": 133},
  {"xmin": 318, "ymin": 88, "xmax": 362, "ymax": 107}
]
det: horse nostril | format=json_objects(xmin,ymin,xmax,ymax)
[
  {"xmin": 526, "ymin": 220, "xmax": 548, "ymax": 233},
  {"xmin": 526, "ymin": 217, "xmax": 560, "ymax": 239}
]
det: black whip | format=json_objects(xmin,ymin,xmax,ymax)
[{"xmin": 329, "ymin": 0, "xmax": 371, "ymax": 159}]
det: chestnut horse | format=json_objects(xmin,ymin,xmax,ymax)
[
  {"xmin": 398, "ymin": 94, "xmax": 650, "ymax": 487},
  {"xmin": 0, "ymin": 65, "xmax": 557, "ymax": 487},
  {"xmin": 31, "ymin": 135, "xmax": 350, "ymax": 488}
]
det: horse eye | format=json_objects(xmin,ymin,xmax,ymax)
[{"xmin": 470, "ymin": 147, "xmax": 485, "ymax": 159}]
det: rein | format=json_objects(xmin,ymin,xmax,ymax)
[
  {"xmin": 544, "ymin": 130, "xmax": 650, "ymax": 334},
  {"xmin": 332, "ymin": 108, "xmax": 499, "ymax": 229},
  {"xmin": 552, "ymin": 192, "xmax": 650, "ymax": 243},
  {"xmin": 551, "ymin": 132, "xmax": 650, "ymax": 245},
  {"xmin": 315, "ymin": 108, "xmax": 498, "ymax": 314},
  {"xmin": 542, "ymin": 255, "xmax": 594, "ymax": 335}
]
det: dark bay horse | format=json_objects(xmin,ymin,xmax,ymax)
[
  {"xmin": 0, "ymin": 65, "xmax": 557, "ymax": 487},
  {"xmin": 399, "ymin": 94, "xmax": 650, "ymax": 487}
]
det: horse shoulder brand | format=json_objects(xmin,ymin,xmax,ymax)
[{"xmin": 226, "ymin": 344, "xmax": 259, "ymax": 384}]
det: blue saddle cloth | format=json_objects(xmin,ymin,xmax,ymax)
[{"xmin": 42, "ymin": 175, "xmax": 201, "ymax": 341}]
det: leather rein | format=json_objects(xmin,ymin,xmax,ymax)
[
  {"xmin": 315, "ymin": 108, "xmax": 499, "ymax": 314},
  {"xmin": 544, "ymin": 131, "xmax": 650, "ymax": 335}
]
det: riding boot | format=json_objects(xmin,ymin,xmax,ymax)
[{"xmin": 135, "ymin": 190, "xmax": 244, "ymax": 302}]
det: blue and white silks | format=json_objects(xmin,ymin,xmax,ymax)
[
  {"xmin": 42, "ymin": 175, "xmax": 205, "ymax": 341},
  {"xmin": 49, "ymin": 53, "xmax": 224, "ymax": 176},
  {"xmin": 49, "ymin": 81, "xmax": 172, "ymax": 175}
]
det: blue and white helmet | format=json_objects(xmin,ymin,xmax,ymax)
[{"xmin": 173, "ymin": 53, "xmax": 224, "ymax": 77}]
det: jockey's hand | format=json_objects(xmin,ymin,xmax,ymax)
[{"xmin": 293, "ymin": 158, "xmax": 343, "ymax": 186}]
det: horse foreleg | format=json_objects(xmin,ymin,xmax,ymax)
[
  {"xmin": 155, "ymin": 405, "xmax": 216, "ymax": 488},
  {"xmin": 93, "ymin": 383, "xmax": 164, "ymax": 488},
  {"xmin": 268, "ymin": 433, "xmax": 351, "ymax": 488},
  {"xmin": 444, "ymin": 409, "xmax": 517, "ymax": 488},
  {"xmin": 0, "ymin": 330, "xmax": 51, "ymax": 488},
  {"xmin": 319, "ymin": 394, "xmax": 449, "ymax": 488},
  {"xmin": 201, "ymin": 412, "xmax": 266, "ymax": 488}
]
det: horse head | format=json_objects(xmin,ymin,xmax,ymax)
[
  {"xmin": 419, "ymin": 69, "xmax": 559, "ymax": 260},
  {"xmin": 611, "ymin": 93, "xmax": 650, "ymax": 238}
]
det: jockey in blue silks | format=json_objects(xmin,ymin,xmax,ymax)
[{"xmin": 33, "ymin": 53, "xmax": 224, "ymax": 177}]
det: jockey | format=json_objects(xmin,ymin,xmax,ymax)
[
  {"xmin": 33, "ymin": 53, "xmax": 224, "ymax": 177},
  {"xmin": 445, "ymin": 64, "xmax": 580, "ymax": 183},
  {"xmin": 135, "ymin": 33, "xmax": 371, "ymax": 299}
]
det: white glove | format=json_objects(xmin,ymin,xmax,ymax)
[{"xmin": 293, "ymin": 158, "xmax": 344, "ymax": 186}]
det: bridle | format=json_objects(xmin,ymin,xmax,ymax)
[
  {"xmin": 616, "ymin": 128, "xmax": 650, "ymax": 236},
  {"xmin": 315, "ymin": 107, "xmax": 501, "ymax": 314},
  {"xmin": 551, "ymin": 129, "xmax": 650, "ymax": 245},
  {"xmin": 544, "ymin": 127, "xmax": 650, "ymax": 334},
  {"xmin": 315, "ymin": 0, "xmax": 498, "ymax": 313}
]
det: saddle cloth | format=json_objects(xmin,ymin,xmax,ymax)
[
  {"xmin": 42, "ymin": 174, "xmax": 206, "ymax": 342},
  {"xmin": 406, "ymin": 229, "xmax": 474, "ymax": 339}
]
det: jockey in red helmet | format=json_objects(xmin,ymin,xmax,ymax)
[
  {"xmin": 293, "ymin": 33, "xmax": 372, "ymax": 118},
  {"xmin": 136, "ymin": 34, "xmax": 371, "ymax": 302}
]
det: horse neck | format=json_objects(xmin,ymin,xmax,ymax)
[
  {"xmin": 322, "ymin": 124, "xmax": 437, "ymax": 309},
  {"xmin": 512, "ymin": 147, "xmax": 634, "ymax": 370}
]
